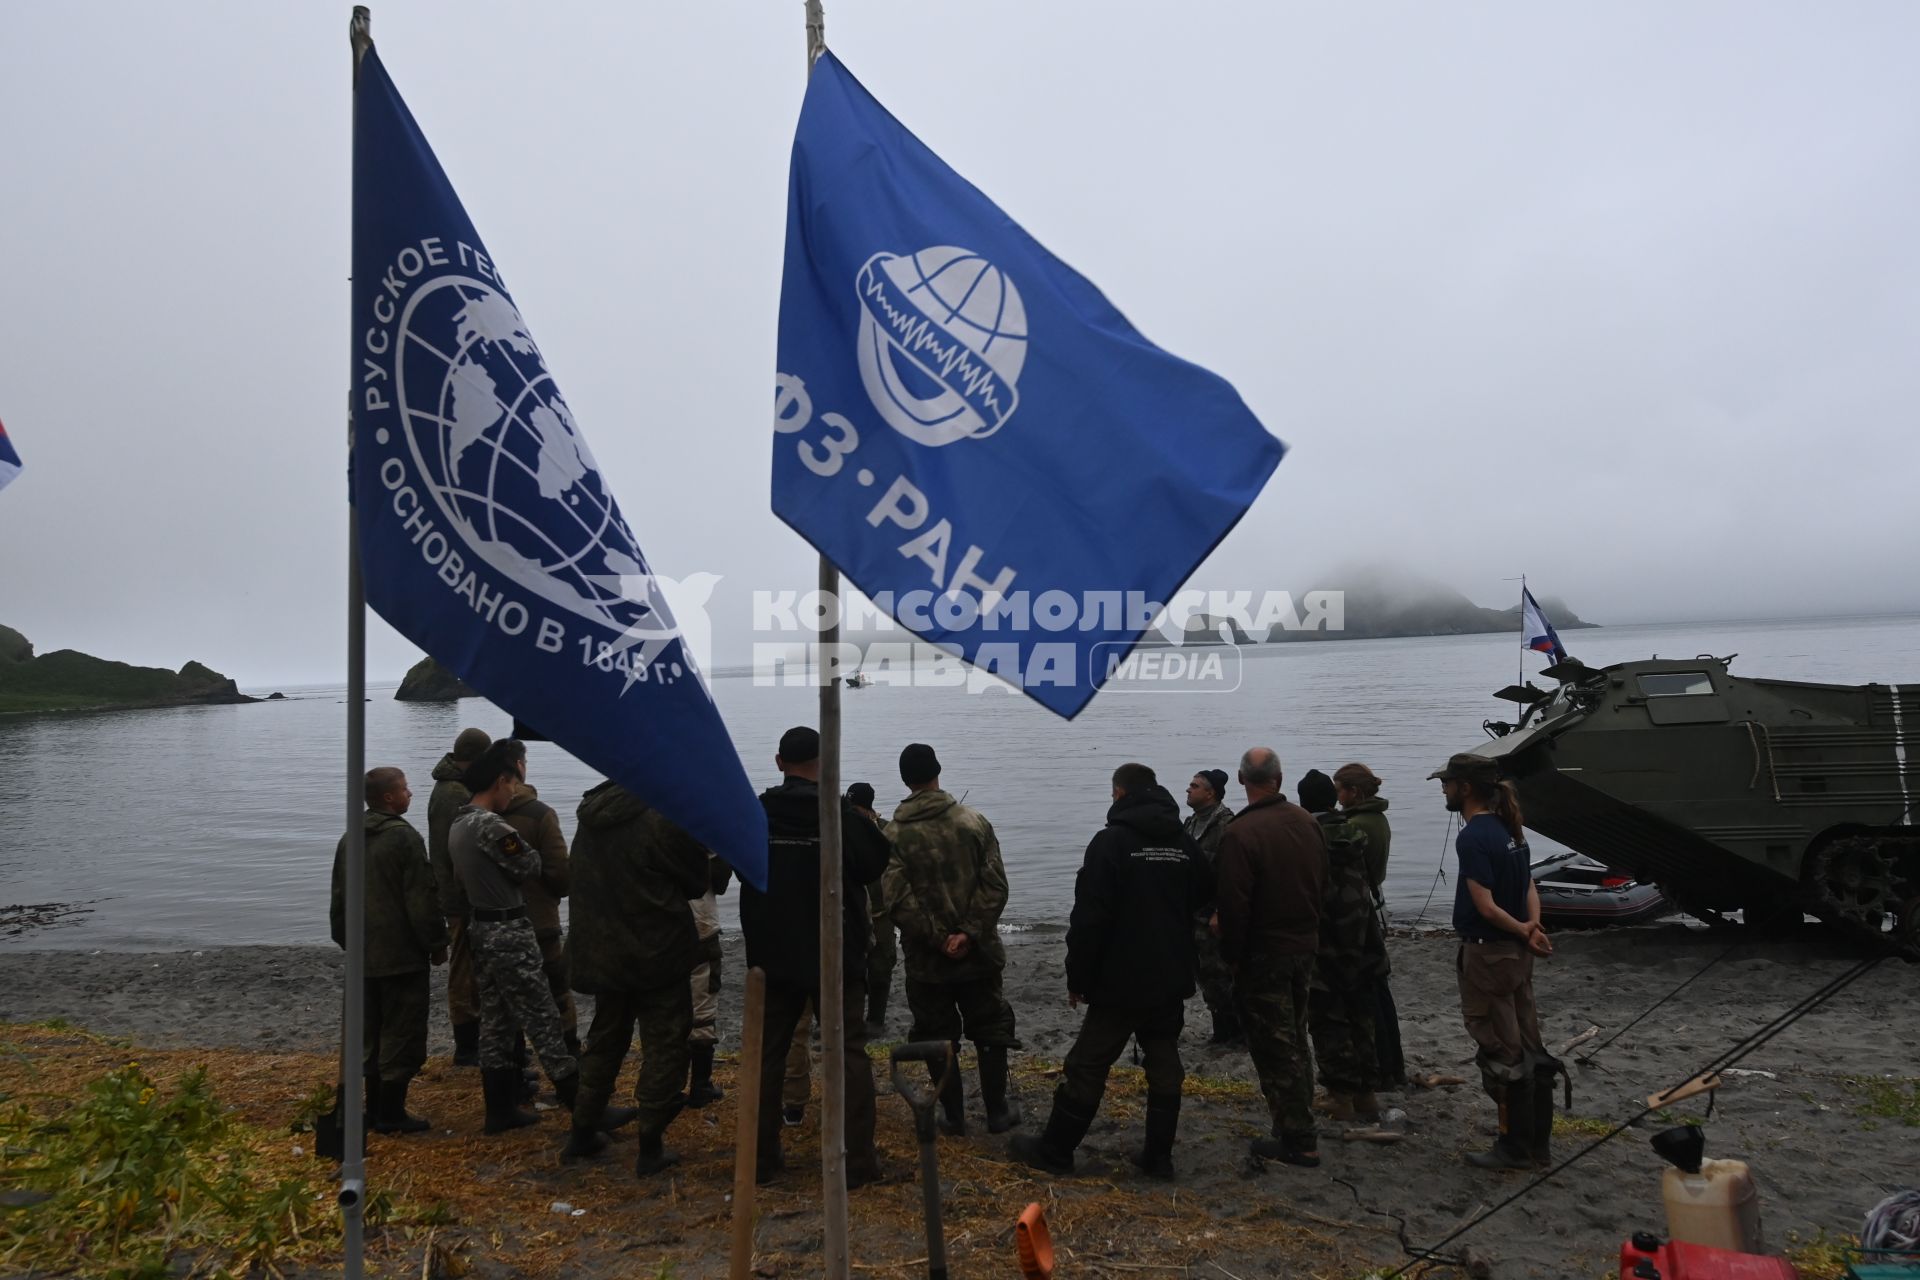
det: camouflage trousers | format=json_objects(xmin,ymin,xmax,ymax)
[
  {"xmin": 1193, "ymin": 918, "xmax": 1235, "ymax": 1016},
  {"xmin": 867, "ymin": 916, "xmax": 897, "ymax": 1014},
  {"xmin": 576, "ymin": 983, "xmax": 693, "ymax": 1135},
  {"xmin": 360, "ymin": 970, "xmax": 430, "ymax": 1083},
  {"xmin": 1236, "ymin": 950, "xmax": 1317, "ymax": 1144},
  {"xmin": 471, "ymin": 917, "xmax": 576, "ymax": 1079},
  {"xmin": 689, "ymin": 932, "xmax": 723, "ymax": 1047},
  {"xmin": 535, "ymin": 928, "xmax": 578, "ymax": 1040},
  {"xmin": 904, "ymin": 974, "xmax": 1021, "ymax": 1049},
  {"xmin": 446, "ymin": 915, "xmax": 478, "ymax": 1028},
  {"xmin": 1307, "ymin": 984, "xmax": 1378, "ymax": 1094}
]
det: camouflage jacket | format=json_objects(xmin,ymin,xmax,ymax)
[
  {"xmin": 567, "ymin": 782, "xmax": 710, "ymax": 995},
  {"xmin": 331, "ymin": 809, "xmax": 449, "ymax": 977},
  {"xmin": 882, "ymin": 789, "xmax": 1009, "ymax": 983},
  {"xmin": 501, "ymin": 784, "xmax": 570, "ymax": 936},
  {"xmin": 1340, "ymin": 797, "xmax": 1391, "ymax": 893},
  {"xmin": 448, "ymin": 806, "xmax": 539, "ymax": 911},
  {"xmin": 1310, "ymin": 810, "xmax": 1388, "ymax": 991},
  {"xmin": 1184, "ymin": 802, "xmax": 1234, "ymax": 866},
  {"xmin": 426, "ymin": 755, "xmax": 474, "ymax": 917}
]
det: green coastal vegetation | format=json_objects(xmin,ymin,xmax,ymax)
[{"xmin": 0, "ymin": 625, "xmax": 253, "ymax": 715}]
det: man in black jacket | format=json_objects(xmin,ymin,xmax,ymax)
[
  {"xmin": 1011, "ymin": 763, "xmax": 1212, "ymax": 1179},
  {"xmin": 738, "ymin": 726, "xmax": 894, "ymax": 1187}
]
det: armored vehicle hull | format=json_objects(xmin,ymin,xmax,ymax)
[{"xmin": 1475, "ymin": 656, "xmax": 1918, "ymax": 950}]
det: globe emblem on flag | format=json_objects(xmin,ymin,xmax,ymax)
[
  {"xmin": 394, "ymin": 276, "xmax": 685, "ymax": 665},
  {"xmin": 855, "ymin": 246, "xmax": 1028, "ymax": 448}
]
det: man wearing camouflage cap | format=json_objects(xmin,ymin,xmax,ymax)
[
  {"xmin": 882, "ymin": 744, "xmax": 1021, "ymax": 1135},
  {"xmin": 449, "ymin": 740, "xmax": 583, "ymax": 1135},
  {"xmin": 1429, "ymin": 751, "xmax": 1559, "ymax": 1171},
  {"xmin": 428, "ymin": 726, "xmax": 491, "ymax": 1066}
]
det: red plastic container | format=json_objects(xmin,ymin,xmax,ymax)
[{"xmin": 1619, "ymin": 1233, "xmax": 1799, "ymax": 1279}]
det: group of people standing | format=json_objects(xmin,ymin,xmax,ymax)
[{"xmin": 331, "ymin": 725, "xmax": 1557, "ymax": 1185}]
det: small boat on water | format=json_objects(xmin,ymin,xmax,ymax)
[
  {"xmin": 1531, "ymin": 848, "xmax": 1672, "ymax": 927},
  {"xmin": 843, "ymin": 671, "xmax": 873, "ymax": 689}
]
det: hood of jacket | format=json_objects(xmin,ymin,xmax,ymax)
[
  {"xmin": 430, "ymin": 754, "xmax": 467, "ymax": 784},
  {"xmin": 502, "ymin": 782, "xmax": 546, "ymax": 816},
  {"xmin": 365, "ymin": 808, "xmax": 408, "ymax": 835},
  {"xmin": 577, "ymin": 779, "xmax": 652, "ymax": 831},
  {"xmin": 891, "ymin": 788, "xmax": 957, "ymax": 825},
  {"xmin": 760, "ymin": 775, "xmax": 820, "ymax": 833},
  {"xmin": 1342, "ymin": 796, "xmax": 1388, "ymax": 817},
  {"xmin": 1106, "ymin": 784, "xmax": 1185, "ymax": 842}
]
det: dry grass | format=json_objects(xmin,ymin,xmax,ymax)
[{"xmin": 0, "ymin": 1023, "xmax": 1376, "ymax": 1278}]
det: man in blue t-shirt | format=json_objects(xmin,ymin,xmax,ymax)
[{"xmin": 1430, "ymin": 752, "xmax": 1557, "ymax": 1171}]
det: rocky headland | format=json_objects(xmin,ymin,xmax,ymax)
[{"xmin": 0, "ymin": 625, "xmax": 254, "ymax": 715}]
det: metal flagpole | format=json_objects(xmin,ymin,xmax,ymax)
[
  {"xmin": 341, "ymin": 8, "xmax": 374, "ymax": 1278},
  {"xmin": 802, "ymin": 9, "xmax": 851, "ymax": 1274}
]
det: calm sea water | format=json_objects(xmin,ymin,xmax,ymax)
[{"xmin": 4, "ymin": 615, "xmax": 1916, "ymax": 950}]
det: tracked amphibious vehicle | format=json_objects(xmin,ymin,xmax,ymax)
[{"xmin": 1476, "ymin": 655, "xmax": 1918, "ymax": 951}]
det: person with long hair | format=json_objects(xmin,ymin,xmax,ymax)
[
  {"xmin": 1429, "ymin": 753, "xmax": 1556, "ymax": 1171},
  {"xmin": 1334, "ymin": 763, "xmax": 1405, "ymax": 1089}
]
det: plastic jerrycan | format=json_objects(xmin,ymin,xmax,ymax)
[{"xmin": 1652, "ymin": 1126, "xmax": 1764, "ymax": 1253}]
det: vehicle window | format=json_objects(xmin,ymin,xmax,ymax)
[{"xmin": 1639, "ymin": 671, "xmax": 1714, "ymax": 697}]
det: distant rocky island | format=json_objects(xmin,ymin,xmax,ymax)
[
  {"xmin": 395, "ymin": 655, "xmax": 478, "ymax": 701},
  {"xmin": 0, "ymin": 624, "xmax": 254, "ymax": 715},
  {"xmin": 1166, "ymin": 570, "xmax": 1597, "ymax": 645}
]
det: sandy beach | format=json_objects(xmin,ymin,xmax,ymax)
[{"xmin": 2, "ymin": 924, "xmax": 1912, "ymax": 1278}]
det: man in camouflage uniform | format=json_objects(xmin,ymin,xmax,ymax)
[
  {"xmin": 849, "ymin": 783, "xmax": 897, "ymax": 1038},
  {"xmin": 1215, "ymin": 747, "xmax": 1329, "ymax": 1168},
  {"xmin": 685, "ymin": 852, "xmax": 732, "ymax": 1108},
  {"xmin": 427, "ymin": 726, "xmax": 490, "ymax": 1066},
  {"xmin": 448, "ymin": 740, "xmax": 582, "ymax": 1134},
  {"xmin": 1297, "ymin": 769, "xmax": 1387, "ymax": 1124},
  {"xmin": 566, "ymin": 780, "xmax": 712, "ymax": 1174},
  {"xmin": 330, "ymin": 766, "xmax": 448, "ymax": 1133},
  {"xmin": 498, "ymin": 760, "xmax": 577, "ymax": 1054},
  {"xmin": 1183, "ymin": 769, "xmax": 1238, "ymax": 1044},
  {"xmin": 882, "ymin": 744, "xmax": 1020, "ymax": 1135}
]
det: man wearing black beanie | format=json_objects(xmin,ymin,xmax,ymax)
[{"xmin": 881, "ymin": 743, "xmax": 1022, "ymax": 1135}]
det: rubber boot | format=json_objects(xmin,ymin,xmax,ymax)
[
  {"xmin": 597, "ymin": 1104, "xmax": 640, "ymax": 1132},
  {"xmin": 635, "ymin": 1099, "xmax": 686, "ymax": 1178},
  {"xmin": 563, "ymin": 1029, "xmax": 583, "ymax": 1059},
  {"xmin": 481, "ymin": 1067, "xmax": 538, "ymax": 1134},
  {"xmin": 933, "ymin": 1045, "xmax": 967, "ymax": 1136},
  {"xmin": 1250, "ymin": 1129, "xmax": 1320, "ymax": 1168},
  {"xmin": 1132, "ymin": 1091, "xmax": 1180, "ymax": 1179},
  {"xmin": 374, "ymin": 1077, "xmax": 432, "ymax": 1134},
  {"xmin": 552, "ymin": 1071, "xmax": 582, "ymax": 1112},
  {"xmin": 686, "ymin": 1043, "xmax": 724, "ymax": 1108},
  {"xmin": 979, "ymin": 1045, "xmax": 1023, "ymax": 1134},
  {"xmin": 560, "ymin": 1122, "xmax": 609, "ymax": 1160},
  {"xmin": 451, "ymin": 1021, "xmax": 480, "ymax": 1068},
  {"xmin": 1009, "ymin": 1087, "xmax": 1098, "ymax": 1176},
  {"xmin": 865, "ymin": 976, "xmax": 891, "ymax": 1038},
  {"xmin": 755, "ymin": 1138, "xmax": 785, "ymax": 1186},
  {"xmin": 1465, "ymin": 1076, "xmax": 1535, "ymax": 1170},
  {"xmin": 1530, "ymin": 1065, "xmax": 1557, "ymax": 1169}
]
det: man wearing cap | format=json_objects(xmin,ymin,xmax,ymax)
[
  {"xmin": 1296, "ymin": 769, "xmax": 1386, "ymax": 1125},
  {"xmin": 1184, "ymin": 769, "xmax": 1238, "ymax": 1045},
  {"xmin": 1214, "ymin": 746, "xmax": 1329, "ymax": 1168},
  {"xmin": 428, "ymin": 726, "xmax": 491, "ymax": 1066},
  {"xmin": 882, "ymin": 744, "xmax": 1021, "ymax": 1135},
  {"xmin": 1429, "ymin": 752, "xmax": 1557, "ymax": 1171},
  {"xmin": 739, "ymin": 726, "xmax": 894, "ymax": 1187},
  {"xmin": 848, "ymin": 782, "xmax": 897, "ymax": 1039}
]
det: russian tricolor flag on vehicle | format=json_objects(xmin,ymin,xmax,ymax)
[
  {"xmin": 1521, "ymin": 585, "xmax": 1567, "ymax": 663},
  {"xmin": 0, "ymin": 419, "xmax": 22, "ymax": 494}
]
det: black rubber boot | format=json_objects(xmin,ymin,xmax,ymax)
[
  {"xmin": 563, "ymin": 1029, "xmax": 583, "ymax": 1058},
  {"xmin": 481, "ymin": 1067, "xmax": 538, "ymax": 1134},
  {"xmin": 1466, "ymin": 1076, "xmax": 1536, "ymax": 1170},
  {"xmin": 979, "ymin": 1045, "xmax": 1023, "ymax": 1134},
  {"xmin": 552, "ymin": 1071, "xmax": 582, "ymax": 1112},
  {"xmin": 1530, "ymin": 1064, "xmax": 1558, "ymax": 1169},
  {"xmin": 451, "ymin": 1021, "xmax": 480, "ymax": 1067},
  {"xmin": 635, "ymin": 1099, "xmax": 686, "ymax": 1177},
  {"xmin": 755, "ymin": 1141, "xmax": 785, "ymax": 1186},
  {"xmin": 1009, "ymin": 1087, "xmax": 1098, "ymax": 1175},
  {"xmin": 374, "ymin": 1077, "xmax": 432, "ymax": 1134},
  {"xmin": 560, "ymin": 1124, "xmax": 609, "ymax": 1159},
  {"xmin": 934, "ymin": 1044, "xmax": 967, "ymax": 1136},
  {"xmin": 597, "ymin": 1104, "xmax": 640, "ymax": 1132},
  {"xmin": 686, "ymin": 1043, "xmax": 724, "ymax": 1108},
  {"xmin": 1132, "ymin": 1091, "xmax": 1180, "ymax": 1179},
  {"xmin": 865, "ymin": 976, "xmax": 891, "ymax": 1037}
]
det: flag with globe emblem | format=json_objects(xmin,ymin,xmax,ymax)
[
  {"xmin": 351, "ymin": 44, "xmax": 767, "ymax": 886},
  {"xmin": 773, "ymin": 52, "xmax": 1287, "ymax": 719}
]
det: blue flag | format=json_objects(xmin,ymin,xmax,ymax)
[
  {"xmin": 351, "ymin": 46, "xmax": 768, "ymax": 887},
  {"xmin": 773, "ymin": 53, "xmax": 1285, "ymax": 719}
]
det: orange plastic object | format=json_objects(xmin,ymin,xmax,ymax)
[{"xmin": 1017, "ymin": 1203, "xmax": 1055, "ymax": 1280}]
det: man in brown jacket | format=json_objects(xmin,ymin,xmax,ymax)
[{"xmin": 1213, "ymin": 746, "xmax": 1329, "ymax": 1168}]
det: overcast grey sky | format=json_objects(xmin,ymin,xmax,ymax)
[{"xmin": 3, "ymin": 2, "xmax": 1916, "ymax": 685}]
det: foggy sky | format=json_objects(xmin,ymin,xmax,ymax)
[{"xmin": 3, "ymin": 2, "xmax": 1917, "ymax": 686}]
